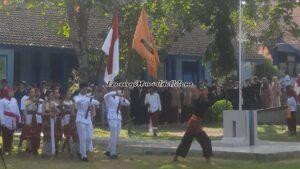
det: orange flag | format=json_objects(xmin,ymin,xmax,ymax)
[{"xmin": 132, "ymin": 8, "xmax": 159, "ymax": 79}]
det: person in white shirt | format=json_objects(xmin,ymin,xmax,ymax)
[
  {"xmin": 0, "ymin": 87, "xmax": 20, "ymax": 154},
  {"xmin": 18, "ymin": 90, "xmax": 29, "ymax": 151},
  {"xmin": 33, "ymin": 88, "xmax": 44, "ymax": 155},
  {"xmin": 294, "ymin": 74, "xmax": 300, "ymax": 97},
  {"xmin": 144, "ymin": 87, "xmax": 161, "ymax": 137},
  {"xmin": 104, "ymin": 88, "xmax": 130, "ymax": 159},
  {"xmin": 74, "ymin": 82, "xmax": 100, "ymax": 162},
  {"xmin": 61, "ymin": 90, "xmax": 76, "ymax": 153},
  {"xmin": 281, "ymin": 71, "xmax": 291, "ymax": 91},
  {"xmin": 286, "ymin": 88, "xmax": 297, "ymax": 135}
]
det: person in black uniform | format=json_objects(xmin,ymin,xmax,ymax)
[
  {"xmin": 253, "ymin": 77, "xmax": 261, "ymax": 109},
  {"xmin": 173, "ymin": 87, "xmax": 213, "ymax": 163}
]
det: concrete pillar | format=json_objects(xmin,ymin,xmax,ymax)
[
  {"xmin": 221, "ymin": 110, "xmax": 260, "ymax": 146},
  {"xmin": 39, "ymin": 52, "xmax": 51, "ymax": 82},
  {"xmin": 19, "ymin": 49, "xmax": 34, "ymax": 83},
  {"xmin": 176, "ymin": 58, "xmax": 181, "ymax": 80}
]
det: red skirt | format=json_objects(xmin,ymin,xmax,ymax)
[
  {"xmin": 55, "ymin": 117, "xmax": 63, "ymax": 142},
  {"xmin": 150, "ymin": 111, "xmax": 160, "ymax": 128},
  {"xmin": 42, "ymin": 118, "xmax": 51, "ymax": 141},
  {"xmin": 23, "ymin": 114, "xmax": 39, "ymax": 139}
]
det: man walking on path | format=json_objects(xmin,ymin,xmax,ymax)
[{"xmin": 145, "ymin": 87, "xmax": 161, "ymax": 136}]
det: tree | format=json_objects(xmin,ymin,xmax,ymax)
[
  {"xmin": 113, "ymin": 0, "xmax": 300, "ymax": 80},
  {"xmin": 1, "ymin": 0, "xmax": 114, "ymax": 82},
  {"xmin": 1, "ymin": 0, "xmax": 299, "ymax": 81},
  {"xmin": 254, "ymin": 58, "xmax": 280, "ymax": 80}
]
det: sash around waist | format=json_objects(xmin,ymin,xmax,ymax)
[
  {"xmin": 27, "ymin": 111, "xmax": 37, "ymax": 114},
  {"xmin": 4, "ymin": 111, "xmax": 20, "ymax": 119}
]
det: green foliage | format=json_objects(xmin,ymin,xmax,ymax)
[
  {"xmin": 1, "ymin": 0, "xmax": 300, "ymax": 81},
  {"xmin": 211, "ymin": 99, "xmax": 233, "ymax": 121},
  {"xmin": 254, "ymin": 58, "xmax": 280, "ymax": 80},
  {"xmin": 57, "ymin": 22, "xmax": 70, "ymax": 38}
]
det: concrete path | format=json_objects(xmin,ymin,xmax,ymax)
[{"xmin": 94, "ymin": 137, "xmax": 300, "ymax": 161}]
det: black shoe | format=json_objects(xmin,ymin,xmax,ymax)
[
  {"xmin": 104, "ymin": 151, "xmax": 110, "ymax": 157},
  {"xmin": 33, "ymin": 151, "xmax": 39, "ymax": 155},
  {"xmin": 81, "ymin": 157, "xmax": 89, "ymax": 162},
  {"xmin": 76, "ymin": 152, "xmax": 82, "ymax": 159},
  {"xmin": 110, "ymin": 155, "xmax": 118, "ymax": 159}
]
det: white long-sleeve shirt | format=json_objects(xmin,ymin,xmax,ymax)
[
  {"xmin": 36, "ymin": 98, "xmax": 44, "ymax": 124},
  {"xmin": 287, "ymin": 97, "xmax": 297, "ymax": 112},
  {"xmin": 20, "ymin": 95, "xmax": 29, "ymax": 111},
  {"xmin": 104, "ymin": 91, "xmax": 130, "ymax": 120},
  {"xmin": 74, "ymin": 93, "xmax": 100, "ymax": 124},
  {"xmin": 280, "ymin": 75, "xmax": 291, "ymax": 89},
  {"xmin": 0, "ymin": 98, "xmax": 20, "ymax": 130},
  {"xmin": 145, "ymin": 92, "xmax": 161, "ymax": 113}
]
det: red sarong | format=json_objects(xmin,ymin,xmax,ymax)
[
  {"xmin": 42, "ymin": 117, "xmax": 51, "ymax": 141},
  {"xmin": 55, "ymin": 114, "xmax": 63, "ymax": 142},
  {"xmin": 150, "ymin": 111, "xmax": 160, "ymax": 128}
]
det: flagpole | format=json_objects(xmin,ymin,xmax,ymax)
[
  {"xmin": 124, "ymin": 49, "xmax": 132, "ymax": 82},
  {"xmin": 238, "ymin": 0, "xmax": 243, "ymax": 111},
  {"xmin": 114, "ymin": 0, "xmax": 130, "ymax": 82}
]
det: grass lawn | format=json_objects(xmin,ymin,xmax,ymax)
[
  {"xmin": 94, "ymin": 123, "xmax": 300, "ymax": 142},
  {"xmin": 94, "ymin": 123, "xmax": 223, "ymax": 140},
  {"xmin": 0, "ymin": 124, "xmax": 300, "ymax": 168},
  {"xmin": 257, "ymin": 125, "xmax": 300, "ymax": 142},
  {"xmin": 2, "ymin": 153, "xmax": 300, "ymax": 169}
]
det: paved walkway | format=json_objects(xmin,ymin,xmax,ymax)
[{"xmin": 94, "ymin": 137, "xmax": 300, "ymax": 161}]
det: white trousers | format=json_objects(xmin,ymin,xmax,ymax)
[
  {"xmin": 76, "ymin": 122, "xmax": 93, "ymax": 158},
  {"xmin": 149, "ymin": 118, "xmax": 153, "ymax": 134},
  {"xmin": 108, "ymin": 119, "xmax": 121, "ymax": 156}
]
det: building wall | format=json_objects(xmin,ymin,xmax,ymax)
[
  {"xmin": 0, "ymin": 45, "xmax": 77, "ymax": 88},
  {"xmin": 0, "ymin": 49, "xmax": 14, "ymax": 86},
  {"xmin": 163, "ymin": 54, "xmax": 211, "ymax": 85}
]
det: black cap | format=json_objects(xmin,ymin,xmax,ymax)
[
  {"xmin": 41, "ymin": 80, "xmax": 47, "ymax": 85},
  {"xmin": 79, "ymin": 82, "xmax": 88, "ymax": 89},
  {"xmin": 20, "ymin": 81, "xmax": 27, "ymax": 85}
]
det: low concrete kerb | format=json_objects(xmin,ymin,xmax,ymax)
[{"xmin": 94, "ymin": 137, "xmax": 300, "ymax": 161}]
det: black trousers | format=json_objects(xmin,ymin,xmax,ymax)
[
  {"xmin": 175, "ymin": 128, "xmax": 212, "ymax": 158},
  {"xmin": 287, "ymin": 112, "xmax": 296, "ymax": 134},
  {"xmin": 2, "ymin": 127, "xmax": 14, "ymax": 153}
]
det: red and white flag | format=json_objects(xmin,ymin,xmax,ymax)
[{"xmin": 102, "ymin": 10, "xmax": 119, "ymax": 84}]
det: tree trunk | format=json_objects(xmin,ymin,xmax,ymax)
[{"xmin": 65, "ymin": 0, "xmax": 91, "ymax": 82}]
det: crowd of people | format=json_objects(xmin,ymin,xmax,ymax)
[
  {"xmin": 0, "ymin": 81, "xmax": 102, "ymax": 161},
  {"xmin": 0, "ymin": 71, "xmax": 299, "ymax": 162},
  {"xmin": 204, "ymin": 71, "xmax": 298, "ymax": 110},
  {"xmin": 0, "ymin": 77, "xmax": 217, "ymax": 162}
]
